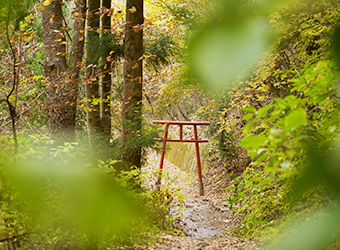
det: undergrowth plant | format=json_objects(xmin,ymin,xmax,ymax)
[
  {"xmin": 226, "ymin": 168, "xmax": 290, "ymax": 237},
  {"xmin": 0, "ymin": 135, "xmax": 185, "ymax": 249},
  {"xmin": 226, "ymin": 59, "xmax": 339, "ymax": 238}
]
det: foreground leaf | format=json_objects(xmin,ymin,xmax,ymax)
[{"xmin": 189, "ymin": 9, "xmax": 273, "ymax": 89}]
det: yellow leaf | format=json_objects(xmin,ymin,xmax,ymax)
[
  {"xmin": 91, "ymin": 78, "xmax": 97, "ymax": 82},
  {"xmin": 133, "ymin": 25, "xmax": 142, "ymax": 33},
  {"xmin": 55, "ymin": 38, "xmax": 62, "ymax": 42},
  {"xmin": 37, "ymin": 6, "xmax": 45, "ymax": 11},
  {"xmin": 42, "ymin": 0, "xmax": 51, "ymax": 6},
  {"xmin": 113, "ymin": 11, "xmax": 123, "ymax": 19},
  {"xmin": 128, "ymin": 6, "xmax": 137, "ymax": 13},
  {"xmin": 78, "ymin": 37, "xmax": 84, "ymax": 41}
]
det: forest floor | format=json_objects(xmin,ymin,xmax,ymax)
[{"xmin": 142, "ymin": 151, "xmax": 260, "ymax": 250}]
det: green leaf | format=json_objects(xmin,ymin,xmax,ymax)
[
  {"xmin": 283, "ymin": 109, "xmax": 307, "ymax": 132},
  {"xmin": 189, "ymin": 13, "xmax": 273, "ymax": 89},
  {"xmin": 256, "ymin": 154, "xmax": 268, "ymax": 163},
  {"xmin": 266, "ymin": 158, "xmax": 278, "ymax": 170},
  {"xmin": 242, "ymin": 106, "xmax": 257, "ymax": 113},
  {"xmin": 241, "ymin": 135, "xmax": 267, "ymax": 149},
  {"xmin": 273, "ymin": 98, "xmax": 287, "ymax": 107},
  {"xmin": 243, "ymin": 119, "xmax": 258, "ymax": 134},
  {"xmin": 242, "ymin": 113, "xmax": 255, "ymax": 121},
  {"xmin": 284, "ymin": 95, "xmax": 298, "ymax": 105},
  {"xmin": 271, "ymin": 208, "xmax": 340, "ymax": 250},
  {"xmin": 291, "ymin": 145, "xmax": 340, "ymax": 198},
  {"xmin": 257, "ymin": 104, "xmax": 274, "ymax": 118}
]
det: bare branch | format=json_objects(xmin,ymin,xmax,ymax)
[{"xmin": 5, "ymin": 6, "xmax": 18, "ymax": 154}]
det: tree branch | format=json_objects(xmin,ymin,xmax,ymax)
[{"xmin": 5, "ymin": 5, "xmax": 18, "ymax": 154}]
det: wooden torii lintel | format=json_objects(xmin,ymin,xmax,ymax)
[{"xmin": 153, "ymin": 120, "xmax": 210, "ymax": 196}]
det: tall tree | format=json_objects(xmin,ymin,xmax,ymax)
[
  {"xmin": 43, "ymin": 0, "xmax": 86, "ymax": 142},
  {"xmin": 68, "ymin": 0, "xmax": 87, "ymax": 100},
  {"xmin": 121, "ymin": 0, "xmax": 144, "ymax": 168},
  {"xmin": 86, "ymin": 0, "xmax": 101, "ymax": 138},
  {"xmin": 101, "ymin": 0, "xmax": 112, "ymax": 140}
]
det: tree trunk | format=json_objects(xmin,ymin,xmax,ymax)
[
  {"xmin": 67, "ymin": 0, "xmax": 86, "ymax": 130},
  {"xmin": 86, "ymin": 0, "xmax": 101, "ymax": 138},
  {"xmin": 68, "ymin": 0, "xmax": 86, "ymax": 79},
  {"xmin": 43, "ymin": 0, "xmax": 69, "ymax": 142},
  {"xmin": 43, "ymin": 0, "xmax": 86, "ymax": 143},
  {"xmin": 121, "ymin": 0, "xmax": 144, "ymax": 168},
  {"xmin": 101, "ymin": 0, "xmax": 112, "ymax": 140}
]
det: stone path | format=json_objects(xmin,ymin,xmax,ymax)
[{"xmin": 142, "ymin": 150, "xmax": 259, "ymax": 249}]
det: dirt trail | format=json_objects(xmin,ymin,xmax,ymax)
[{"xmin": 143, "ymin": 151, "xmax": 258, "ymax": 250}]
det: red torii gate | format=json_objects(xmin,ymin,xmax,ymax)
[{"xmin": 153, "ymin": 120, "xmax": 210, "ymax": 196}]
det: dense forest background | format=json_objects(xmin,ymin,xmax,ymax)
[{"xmin": 0, "ymin": 0, "xmax": 339, "ymax": 249}]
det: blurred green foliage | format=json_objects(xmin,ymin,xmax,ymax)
[
  {"xmin": 189, "ymin": 0, "xmax": 274, "ymax": 89},
  {"xmin": 0, "ymin": 135, "xmax": 185, "ymax": 249}
]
